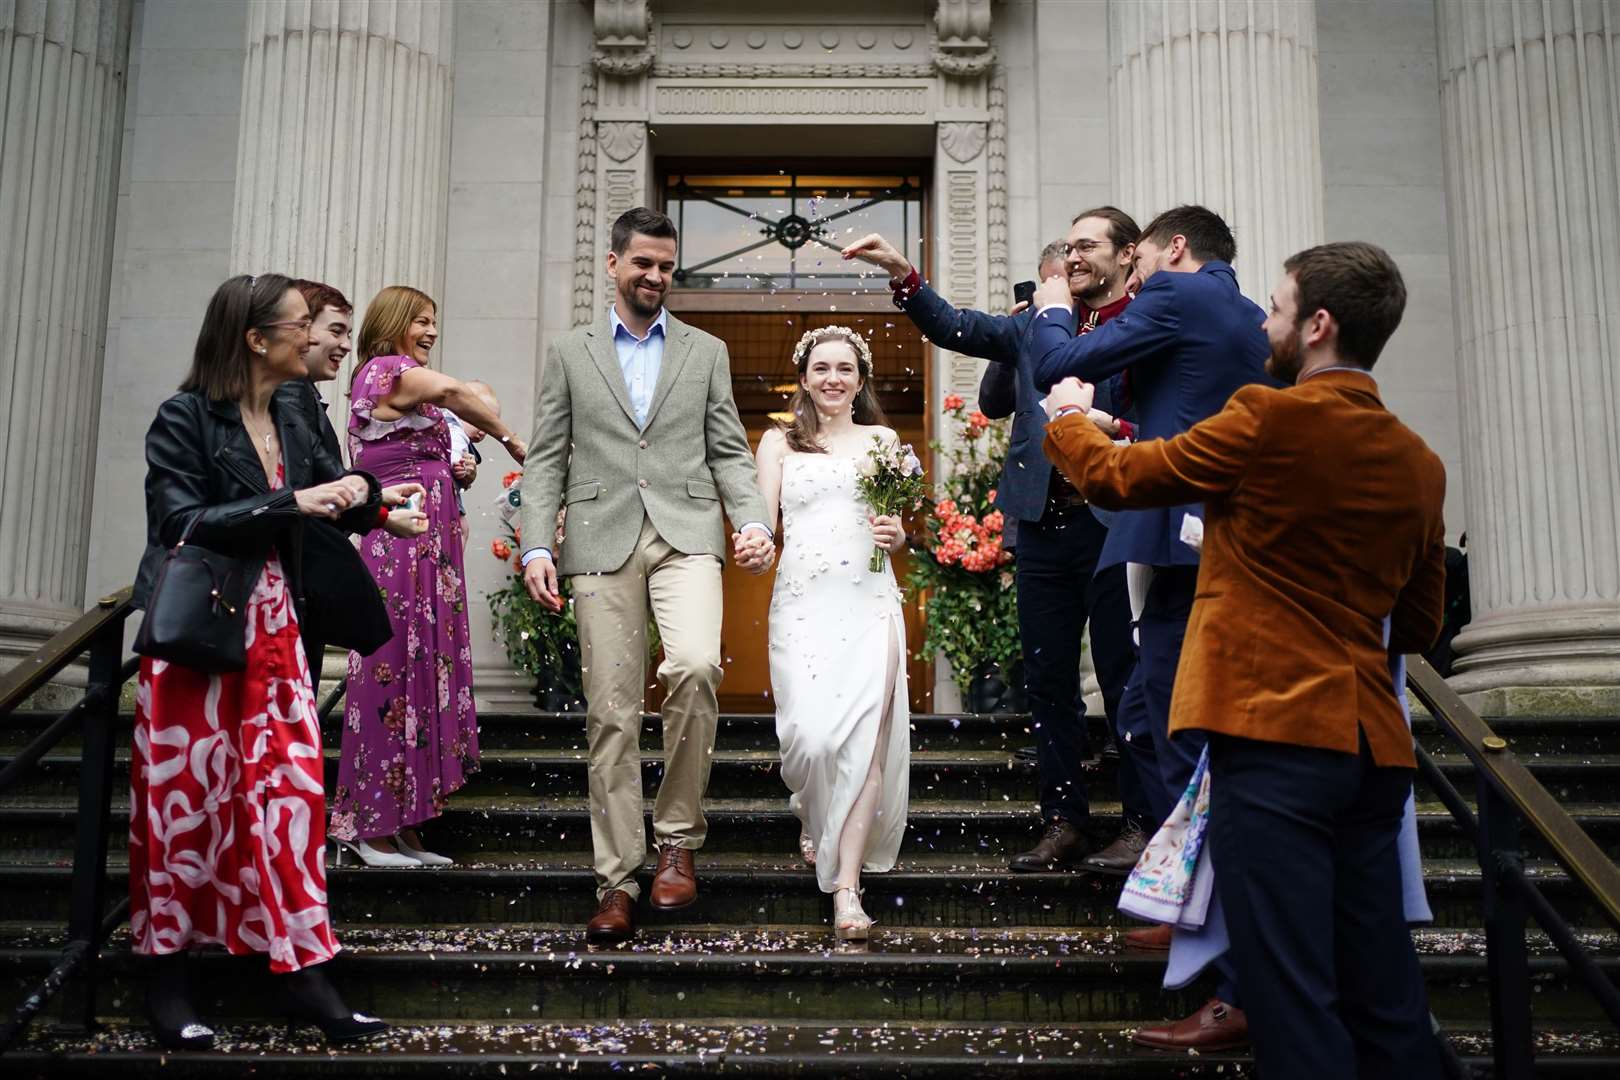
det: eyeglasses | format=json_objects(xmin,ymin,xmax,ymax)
[
  {"xmin": 259, "ymin": 319, "xmax": 312, "ymax": 334},
  {"xmin": 1061, "ymin": 240, "xmax": 1112, "ymax": 257}
]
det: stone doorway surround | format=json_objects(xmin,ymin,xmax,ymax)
[{"xmin": 571, "ymin": 2, "xmax": 1010, "ymax": 709}]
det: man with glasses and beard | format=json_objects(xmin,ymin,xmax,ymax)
[{"xmin": 841, "ymin": 209, "xmax": 1151, "ymax": 879}]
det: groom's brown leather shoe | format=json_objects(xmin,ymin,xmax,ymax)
[
  {"xmin": 649, "ymin": 844, "xmax": 697, "ymax": 910},
  {"xmin": 585, "ymin": 889, "xmax": 636, "ymax": 945},
  {"xmin": 1131, "ymin": 998, "xmax": 1249, "ymax": 1051}
]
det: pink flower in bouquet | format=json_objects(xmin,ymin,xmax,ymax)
[
  {"xmin": 964, "ymin": 410, "xmax": 991, "ymax": 438},
  {"xmin": 983, "ymin": 510, "xmax": 1005, "ymax": 535},
  {"xmin": 491, "ymin": 538, "xmax": 512, "ymax": 560},
  {"xmin": 935, "ymin": 498, "xmax": 958, "ymax": 519},
  {"xmin": 943, "ymin": 393, "xmax": 965, "ymax": 411},
  {"xmin": 987, "ymin": 488, "xmax": 998, "ymax": 504},
  {"xmin": 502, "ymin": 470, "xmax": 523, "ymax": 489}
]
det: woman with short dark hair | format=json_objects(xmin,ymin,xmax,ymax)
[{"xmin": 129, "ymin": 273, "xmax": 425, "ymax": 1050}]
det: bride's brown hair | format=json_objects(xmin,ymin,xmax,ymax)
[{"xmin": 780, "ymin": 326, "xmax": 888, "ymax": 453}]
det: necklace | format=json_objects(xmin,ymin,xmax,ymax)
[{"xmin": 240, "ymin": 412, "xmax": 278, "ymax": 478}]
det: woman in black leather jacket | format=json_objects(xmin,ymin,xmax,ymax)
[{"xmin": 129, "ymin": 273, "xmax": 425, "ymax": 1050}]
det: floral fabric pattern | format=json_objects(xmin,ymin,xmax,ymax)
[
  {"xmin": 129, "ymin": 465, "xmax": 338, "ymax": 974},
  {"xmin": 330, "ymin": 354, "xmax": 478, "ymax": 841}
]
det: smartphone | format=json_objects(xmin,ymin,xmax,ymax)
[{"xmin": 1013, "ymin": 280, "xmax": 1037, "ymax": 308}]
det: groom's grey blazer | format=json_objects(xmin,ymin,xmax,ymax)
[{"xmin": 521, "ymin": 309, "xmax": 767, "ymax": 576}]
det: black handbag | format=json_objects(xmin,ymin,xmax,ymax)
[
  {"xmin": 133, "ymin": 519, "xmax": 253, "ymax": 673},
  {"xmin": 298, "ymin": 520, "xmax": 395, "ymax": 656}
]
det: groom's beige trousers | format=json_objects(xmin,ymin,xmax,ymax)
[{"xmin": 570, "ymin": 515, "xmax": 724, "ymax": 900}]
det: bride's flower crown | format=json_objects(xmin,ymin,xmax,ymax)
[{"xmin": 791, "ymin": 325, "xmax": 873, "ymax": 373}]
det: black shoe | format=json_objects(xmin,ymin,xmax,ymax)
[
  {"xmin": 146, "ymin": 953, "xmax": 215, "ymax": 1051},
  {"xmin": 1008, "ymin": 819, "xmax": 1090, "ymax": 872},
  {"xmin": 279, "ymin": 964, "xmax": 389, "ymax": 1044}
]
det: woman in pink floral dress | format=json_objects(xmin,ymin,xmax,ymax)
[{"xmin": 329, "ymin": 286, "xmax": 526, "ymax": 866}]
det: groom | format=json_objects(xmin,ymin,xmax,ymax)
[{"xmin": 521, "ymin": 207, "xmax": 774, "ymax": 944}]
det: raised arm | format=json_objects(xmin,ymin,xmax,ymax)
[
  {"xmin": 1032, "ymin": 277, "xmax": 1181, "ymax": 392},
  {"xmin": 1043, "ymin": 384, "xmax": 1267, "ymax": 510},
  {"xmin": 387, "ymin": 365, "xmax": 525, "ymax": 462}
]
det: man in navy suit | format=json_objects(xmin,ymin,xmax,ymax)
[
  {"xmin": 842, "ymin": 209, "xmax": 1152, "ymax": 876},
  {"xmin": 1031, "ymin": 205, "xmax": 1271, "ymax": 1050}
]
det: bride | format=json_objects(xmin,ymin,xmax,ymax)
[{"xmin": 754, "ymin": 325, "xmax": 911, "ymax": 941}]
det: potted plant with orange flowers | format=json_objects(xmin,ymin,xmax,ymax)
[{"xmin": 907, "ymin": 395, "xmax": 1023, "ymax": 713}]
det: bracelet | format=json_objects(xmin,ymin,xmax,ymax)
[{"xmin": 1052, "ymin": 405, "xmax": 1085, "ymax": 420}]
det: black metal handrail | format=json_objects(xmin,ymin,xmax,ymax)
[
  {"xmin": 1406, "ymin": 655, "xmax": 1620, "ymax": 1079},
  {"xmin": 0, "ymin": 588, "xmax": 137, "ymax": 1053}
]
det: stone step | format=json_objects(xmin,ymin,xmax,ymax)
[
  {"xmin": 0, "ymin": 855, "xmax": 1609, "ymax": 931},
  {"xmin": 7, "ymin": 709, "xmax": 1620, "ymax": 757},
  {"xmin": 5, "ymin": 794, "xmax": 1614, "ymax": 863},
  {"xmin": 10, "ymin": 745, "xmax": 1620, "ymax": 805},
  {"xmin": 4, "ymin": 925, "xmax": 1617, "ymax": 1026},
  {"xmin": 13, "ymin": 1019, "xmax": 1619, "ymax": 1079}
]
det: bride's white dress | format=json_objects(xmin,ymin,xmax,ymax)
[{"xmin": 769, "ymin": 451, "xmax": 910, "ymax": 893}]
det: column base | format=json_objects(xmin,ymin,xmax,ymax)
[{"xmin": 1447, "ymin": 604, "xmax": 1620, "ymax": 696}]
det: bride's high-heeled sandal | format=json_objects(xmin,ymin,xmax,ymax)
[
  {"xmin": 833, "ymin": 886, "xmax": 873, "ymax": 942},
  {"xmin": 798, "ymin": 831, "xmax": 817, "ymax": 867}
]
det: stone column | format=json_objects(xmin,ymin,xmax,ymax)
[
  {"xmin": 1436, "ymin": 0, "xmax": 1620, "ymax": 696},
  {"xmin": 0, "ymin": 0, "xmax": 132, "ymax": 663},
  {"xmin": 1108, "ymin": 0, "xmax": 1323, "ymax": 300},
  {"xmin": 230, "ymin": 0, "xmax": 454, "ymax": 320}
]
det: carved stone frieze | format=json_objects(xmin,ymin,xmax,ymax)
[
  {"xmin": 943, "ymin": 170, "xmax": 981, "ymax": 310},
  {"xmin": 938, "ymin": 121, "xmax": 987, "ymax": 163},
  {"xmin": 652, "ymin": 61, "xmax": 937, "ymax": 79},
  {"xmin": 654, "ymin": 84, "xmax": 930, "ymax": 117},
  {"xmin": 598, "ymin": 120, "xmax": 647, "ymax": 162}
]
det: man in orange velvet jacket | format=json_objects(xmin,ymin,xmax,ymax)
[{"xmin": 1041, "ymin": 241, "xmax": 1447, "ymax": 1078}]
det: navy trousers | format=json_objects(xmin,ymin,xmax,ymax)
[
  {"xmin": 1087, "ymin": 561, "xmax": 1152, "ymax": 831},
  {"xmin": 1014, "ymin": 505, "xmax": 1106, "ymax": 825},
  {"xmin": 1209, "ymin": 732, "xmax": 1442, "ymax": 1079}
]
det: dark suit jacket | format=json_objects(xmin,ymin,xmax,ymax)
[
  {"xmin": 1043, "ymin": 370, "xmax": 1447, "ymax": 767},
  {"xmin": 1031, "ymin": 261, "xmax": 1272, "ymax": 570},
  {"xmin": 282, "ymin": 378, "xmax": 344, "ymax": 464}
]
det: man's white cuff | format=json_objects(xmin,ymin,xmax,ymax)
[
  {"xmin": 520, "ymin": 547, "xmax": 552, "ymax": 567},
  {"xmin": 738, "ymin": 521, "xmax": 773, "ymax": 539},
  {"xmin": 1036, "ymin": 303, "xmax": 1073, "ymax": 317}
]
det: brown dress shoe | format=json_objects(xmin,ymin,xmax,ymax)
[
  {"xmin": 586, "ymin": 889, "xmax": 636, "ymax": 945},
  {"xmin": 1083, "ymin": 820, "xmax": 1148, "ymax": 876},
  {"xmin": 1132, "ymin": 998, "xmax": 1249, "ymax": 1052},
  {"xmin": 649, "ymin": 844, "xmax": 697, "ymax": 910},
  {"xmin": 1008, "ymin": 819, "xmax": 1089, "ymax": 872},
  {"xmin": 1124, "ymin": 922, "xmax": 1174, "ymax": 951}
]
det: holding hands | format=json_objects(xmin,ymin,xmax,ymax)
[
  {"xmin": 452, "ymin": 453, "xmax": 478, "ymax": 488},
  {"xmin": 732, "ymin": 527, "xmax": 776, "ymax": 575},
  {"xmin": 868, "ymin": 514, "xmax": 905, "ymax": 555},
  {"xmin": 1042, "ymin": 376, "xmax": 1096, "ymax": 420},
  {"xmin": 380, "ymin": 481, "xmax": 430, "ymax": 537}
]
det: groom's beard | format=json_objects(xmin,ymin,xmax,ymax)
[
  {"xmin": 1265, "ymin": 325, "xmax": 1306, "ymax": 385},
  {"xmin": 620, "ymin": 280, "xmax": 665, "ymax": 320}
]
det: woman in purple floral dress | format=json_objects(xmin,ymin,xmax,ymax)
[{"xmin": 329, "ymin": 286, "xmax": 527, "ymax": 866}]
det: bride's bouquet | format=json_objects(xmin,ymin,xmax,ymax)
[{"xmin": 854, "ymin": 436, "xmax": 927, "ymax": 572}]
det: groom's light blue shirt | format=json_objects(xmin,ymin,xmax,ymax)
[{"xmin": 611, "ymin": 304, "xmax": 667, "ymax": 430}]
